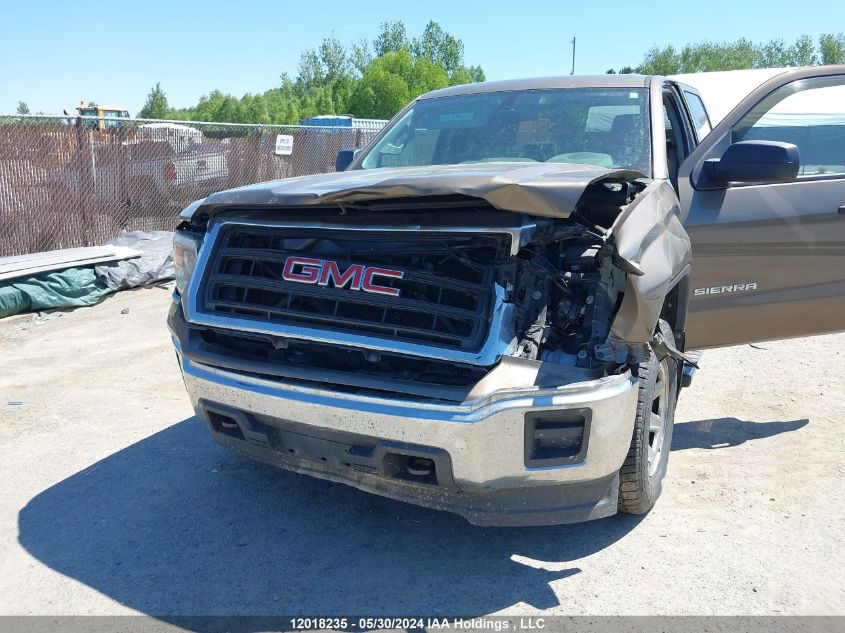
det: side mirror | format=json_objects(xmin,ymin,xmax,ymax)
[
  {"xmin": 335, "ymin": 149, "xmax": 359, "ymax": 172},
  {"xmin": 704, "ymin": 140, "xmax": 799, "ymax": 186}
]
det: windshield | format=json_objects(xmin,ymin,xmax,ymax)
[{"xmin": 359, "ymin": 87, "xmax": 652, "ymax": 175}]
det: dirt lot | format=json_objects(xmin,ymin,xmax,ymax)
[{"xmin": 0, "ymin": 287, "xmax": 842, "ymax": 616}]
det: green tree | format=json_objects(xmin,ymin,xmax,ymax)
[
  {"xmin": 756, "ymin": 38, "xmax": 790, "ymax": 67},
  {"xmin": 350, "ymin": 38, "xmax": 372, "ymax": 74},
  {"xmin": 678, "ymin": 38, "xmax": 757, "ymax": 72},
  {"xmin": 16, "ymin": 101, "xmax": 30, "ymax": 115},
  {"xmin": 215, "ymin": 95, "xmax": 242, "ymax": 123},
  {"xmin": 297, "ymin": 37, "xmax": 351, "ymax": 89},
  {"xmin": 285, "ymin": 99, "xmax": 301, "ymax": 125},
  {"xmin": 138, "ymin": 82, "xmax": 169, "ymax": 119},
  {"xmin": 241, "ymin": 93, "xmax": 271, "ymax": 124},
  {"xmin": 786, "ymin": 34, "xmax": 817, "ymax": 66},
  {"xmin": 448, "ymin": 66, "xmax": 473, "ymax": 86},
  {"xmin": 314, "ymin": 86, "xmax": 335, "ymax": 114},
  {"xmin": 374, "ymin": 20, "xmax": 410, "ymax": 57},
  {"xmin": 409, "ymin": 57, "xmax": 450, "ymax": 94},
  {"xmin": 819, "ymin": 33, "xmax": 845, "ymax": 64},
  {"xmin": 630, "ymin": 34, "xmax": 836, "ymax": 75},
  {"xmin": 192, "ymin": 90, "xmax": 242, "ymax": 122},
  {"xmin": 412, "ymin": 21, "xmax": 464, "ymax": 77},
  {"xmin": 349, "ymin": 51, "xmax": 413, "ymax": 119},
  {"xmin": 638, "ymin": 44, "xmax": 680, "ymax": 74},
  {"xmin": 640, "ymin": 39, "xmax": 758, "ymax": 74},
  {"xmin": 295, "ymin": 37, "xmax": 356, "ymax": 115},
  {"xmin": 469, "ymin": 65, "xmax": 486, "ymax": 82},
  {"xmin": 349, "ymin": 50, "xmax": 454, "ymax": 119},
  {"xmin": 165, "ymin": 22, "xmax": 485, "ymax": 123}
]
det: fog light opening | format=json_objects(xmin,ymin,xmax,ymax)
[
  {"xmin": 405, "ymin": 457, "xmax": 435, "ymax": 477},
  {"xmin": 383, "ymin": 452, "xmax": 439, "ymax": 485},
  {"xmin": 207, "ymin": 410, "xmax": 245, "ymax": 441},
  {"xmin": 524, "ymin": 408, "xmax": 591, "ymax": 467}
]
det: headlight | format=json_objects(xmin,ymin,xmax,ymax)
[{"xmin": 173, "ymin": 230, "xmax": 201, "ymax": 294}]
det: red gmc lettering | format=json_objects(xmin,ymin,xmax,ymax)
[
  {"xmin": 283, "ymin": 256, "xmax": 323, "ymax": 284},
  {"xmin": 362, "ymin": 267, "xmax": 404, "ymax": 297},
  {"xmin": 318, "ymin": 261, "xmax": 363, "ymax": 290},
  {"xmin": 282, "ymin": 256, "xmax": 403, "ymax": 296}
]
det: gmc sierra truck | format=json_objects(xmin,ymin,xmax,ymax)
[{"xmin": 168, "ymin": 67, "xmax": 845, "ymax": 526}]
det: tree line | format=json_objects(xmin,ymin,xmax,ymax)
[
  {"xmin": 607, "ymin": 33, "xmax": 845, "ymax": 74},
  {"xmin": 137, "ymin": 20, "xmax": 484, "ymax": 124},
  {"xmin": 19, "ymin": 30, "xmax": 842, "ymax": 124}
]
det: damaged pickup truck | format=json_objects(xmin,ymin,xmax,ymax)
[{"xmin": 169, "ymin": 67, "xmax": 845, "ymax": 525}]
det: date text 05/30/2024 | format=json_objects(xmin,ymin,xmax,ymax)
[{"xmin": 289, "ymin": 617, "xmax": 548, "ymax": 630}]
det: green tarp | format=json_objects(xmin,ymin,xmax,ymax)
[{"xmin": 0, "ymin": 267, "xmax": 113, "ymax": 319}]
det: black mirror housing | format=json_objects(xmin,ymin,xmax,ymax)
[
  {"xmin": 704, "ymin": 140, "xmax": 799, "ymax": 186},
  {"xmin": 335, "ymin": 149, "xmax": 359, "ymax": 172}
]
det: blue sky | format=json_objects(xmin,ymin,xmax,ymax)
[{"xmin": 2, "ymin": 0, "xmax": 843, "ymax": 115}]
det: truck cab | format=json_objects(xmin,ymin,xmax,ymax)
[{"xmin": 76, "ymin": 103, "xmax": 131, "ymax": 131}]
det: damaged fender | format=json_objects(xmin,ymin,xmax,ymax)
[{"xmin": 606, "ymin": 179, "xmax": 692, "ymax": 356}]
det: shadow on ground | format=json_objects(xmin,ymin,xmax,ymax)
[
  {"xmin": 672, "ymin": 417, "xmax": 809, "ymax": 450},
  {"xmin": 18, "ymin": 418, "xmax": 639, "ymax": 618},
  {"xmin": 18, "ymin": 414, "xmax": 809, "ymax": 619}
]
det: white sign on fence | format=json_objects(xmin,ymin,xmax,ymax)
[{"xmin": 274, "ymin": 134, "xmax": 294, "ymax": 156}]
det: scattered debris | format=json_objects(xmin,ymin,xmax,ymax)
[
  {"xmin": 14, "ymin": 311, "xmax": 69, "ymax": 331},
  {"xmin": 33, "ymin": 311, "xmax": 67, "ymax": 323}
]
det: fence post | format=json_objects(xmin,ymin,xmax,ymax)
[
  {"xmin": 75, "ymin": 117, "xmax": 95, "ymax": 245},
  {"xmin": 251, "ymin": 128, "xmax": 263, "ymax": 183},
  {"xmin": 116, "ymin": 123, "xmax": 130, "ymax": 222}
]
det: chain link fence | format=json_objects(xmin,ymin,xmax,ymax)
[{"xmin": 0, "ymin": 115, "xmax": 386, "ymax": 257}]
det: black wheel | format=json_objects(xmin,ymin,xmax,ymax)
[{"xmin": 618, "ymin": 329, "xmax": 679, "ymax": 515}]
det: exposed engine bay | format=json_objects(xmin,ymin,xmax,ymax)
[{"xmin": 505, "ymin": 179, "xmax": 641, "ymax": 371}]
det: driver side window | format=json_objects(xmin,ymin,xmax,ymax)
[{"xmin": 733, "ymin": 77, "xmax": 845, "ymax": 178}]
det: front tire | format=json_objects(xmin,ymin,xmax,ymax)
[{"xmin": 618, "ymin": 336, "xmax": 678, "ymax": 515}]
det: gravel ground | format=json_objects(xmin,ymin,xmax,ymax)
[{"xmin": 0, "ymin": 287, "xmax": 842, "ymax": 616}]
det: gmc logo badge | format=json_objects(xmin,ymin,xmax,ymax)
[{"xmin": 282, "ymin": 256, "xmax": 404, "ymax": 297}]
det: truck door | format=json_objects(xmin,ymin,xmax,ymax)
[{"xmin": 677, "ymin": 67, "xmax": 845, "ymax": 349}]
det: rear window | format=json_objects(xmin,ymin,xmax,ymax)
[{"xmin": 683, "ymin": 91, "xmax": 712, "ymax": 140}]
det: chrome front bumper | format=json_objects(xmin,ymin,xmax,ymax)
[{"xmin": 175, "ymin": 336, "xmax": 638, "ymax": 492}]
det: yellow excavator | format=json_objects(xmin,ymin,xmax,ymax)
[{"xmin": 74, "ymin": 101, "xmax": 130, "ymax": 131}]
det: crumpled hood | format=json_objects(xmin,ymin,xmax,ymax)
[{"xmin": 186, "ymin": 162, "xmax": 645, "ymax": 220}]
